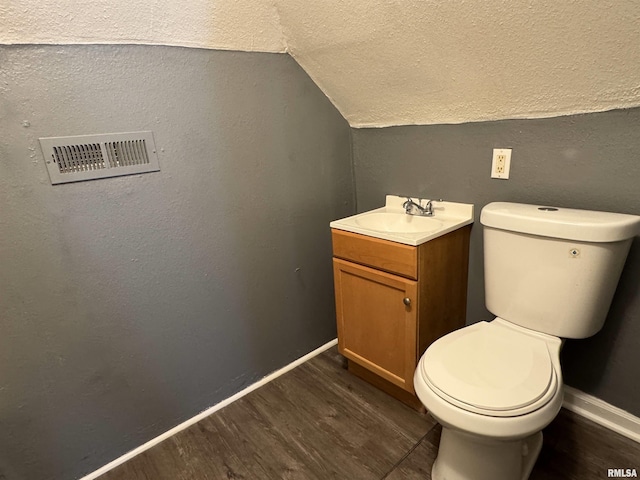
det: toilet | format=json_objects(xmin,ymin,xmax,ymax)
[{"xmin": 413, "ymin": 202, "xmax": 640, "ymax": 480}]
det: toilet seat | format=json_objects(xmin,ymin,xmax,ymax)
[{"xmin": 420, "ymin": 320, "xmax": 558, "ymax": 417}]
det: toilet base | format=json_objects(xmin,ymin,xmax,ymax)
[{"xmin": 432, "ymin": 428, "xmax": 543, "ymax": 480}]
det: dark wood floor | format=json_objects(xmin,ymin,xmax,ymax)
[{"xmin": 100, "ymin": 347, "xmax": 640, "ymax": 480}]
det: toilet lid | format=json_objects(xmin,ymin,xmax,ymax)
[{"xmin": 422, "ymin": 321, "xmax": 555, "ymax": 413}]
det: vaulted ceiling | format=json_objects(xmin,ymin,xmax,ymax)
[
  {"xmin": 276, "ymin": 1, "xmax": 640, "ymax": 127},
  {"xmin": 3, "ymin": 0, "xmax": 640, "ymax": 127}
]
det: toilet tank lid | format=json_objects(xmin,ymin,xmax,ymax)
[{"xmin": 481, "ymin": 202, "xmax": 640, "ymax": 242}]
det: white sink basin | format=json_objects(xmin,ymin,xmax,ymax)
[
  {"xmin": 355, "ymin": 212, "xmax": 443, "ymax": 234},
  {"xmin": 331, "ymin": 195, "xmax": 474, "ymax": 246}
]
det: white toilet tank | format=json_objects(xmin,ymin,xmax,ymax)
[{"xmin": 481, "ymin": 202, "xmax": 640, "ymax": 339}]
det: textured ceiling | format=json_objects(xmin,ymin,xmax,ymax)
[
  {"xmin": 276, "ymin": 0, "xmax": 640, "ymax": 127},
  {"xmin": 0, "ymin": 0, "xmax": 285, "ymax": 52},
  {"xmin": 3, "ymin": 0, "xmax": 640, "ymax": 127}
]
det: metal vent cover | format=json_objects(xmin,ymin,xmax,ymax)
[{"xmin": 39, "ymin": 131, "xmax": 160, "ymax": 185}]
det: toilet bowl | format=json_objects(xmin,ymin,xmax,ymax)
[
  {"xmin": 414, "ymin": 319, "xmax": 564, "ymax": 480},
  {"xmin": 413, "ymin": 202, "xmax": 640, "ymax": 480}
]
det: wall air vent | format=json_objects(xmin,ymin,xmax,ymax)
[{"xmin": 39, "ymin": 131, "xmax": 160, "ymax": 185}]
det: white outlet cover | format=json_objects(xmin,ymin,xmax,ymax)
[{"xmin": 491, "ymin": 148, "xmax": 512, "ymax": 179}]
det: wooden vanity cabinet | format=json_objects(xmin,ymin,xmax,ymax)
[{"xmin": 332, "ymin": 226, "xmax": 471, "ymax": 407}]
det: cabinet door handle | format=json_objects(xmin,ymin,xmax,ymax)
[{"xmin": 403, "ymin": 297, "xmax": 411, "ymax": 306}]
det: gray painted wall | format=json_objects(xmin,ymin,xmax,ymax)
[
  {"xmin": 352, "ymin": 108, "xmax": 640, "ymax": 416},
  {"xmin": 0, "ymin": 45, "xmax": 353, "ymax": 479}
]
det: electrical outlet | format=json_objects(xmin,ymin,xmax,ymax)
[{"xmin": 491, "ymin": 148, "xmax": 512, "ymax": 179}]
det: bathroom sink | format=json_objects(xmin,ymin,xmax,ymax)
[
  {"xmin": 330, "ymin": 195, "xmax": 474, "ymax": 246},
  {"xmin": 355, "ymin": 212, "xmax": 443, "ymax": 234}
]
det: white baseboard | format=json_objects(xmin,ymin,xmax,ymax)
[
  {"xmin": 563, "ymin": 385, "xmax": 640, "ymax": 444},
  {"xmin": 79, "ymin": 338, "xmax": 338, "ymax": 480}
]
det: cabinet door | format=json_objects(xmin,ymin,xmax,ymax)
[{"xmin": 333, "ymin": 258, "xmax": 418, "ymax": 392}]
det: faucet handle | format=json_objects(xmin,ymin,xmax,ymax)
[
  {"xmin": 402, "ymin": 197, "xmax": 414, "ymax": 213},
  {"xmin": 419, "ymin": 198, "xmax": 443, "ymax": 216}
]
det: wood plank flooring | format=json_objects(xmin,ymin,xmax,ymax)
[{"xmin": 100, "ymin": 347, "xmax": 640, "ymax": 480}]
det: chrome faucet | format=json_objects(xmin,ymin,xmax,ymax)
[{"xmin": 402, "ymin": 197, "xmax": 443, "ymax": 216}]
